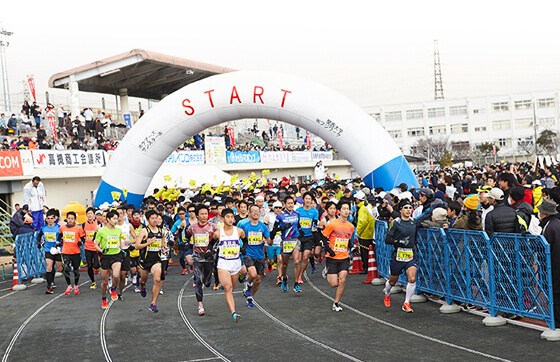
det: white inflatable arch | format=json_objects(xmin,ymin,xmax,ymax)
[{"xmin": 95, "ymin": 71, "xmax": 418, "ymax": 207}]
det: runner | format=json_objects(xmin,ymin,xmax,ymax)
[
  {"xmin": 94, "ymin": 210, "xmax": 123, "ymax": 309},
  {"xmin": 171, "ymin": 206, "xmax": 189, "ymax": 275},
  {"xmin": 158, "ymin": 213, "xmax": 174, "ymax": 295},
  {"xmin": 384, "ymin": 199, "xmax": 418, "ymax": 313},
  {"xmin": 185, "ymin": 204, "xmax": 218, "ymax": 316},
  {"xmin": 296, "ymin": 192, "xmax": 319, "ymax": 284},
  {"xmin": 209, "ymin": 202, "xmax": 225, "ymax": 290},
  {"xmin": 58, "ymin": 211, "xmax": 86, "ymax": 296},
  {"xmin": 272, "ymin": 196, "xmax": 302, "ymax": 293},
  {"xmin": 128, "ymin": 209, "xmax": 144, "ymax": 293},
  {"xmin": 210, "ymin": 208, "xmax": 246, "ymax": 322},
  {"xmin": 83, "ymin": 207, "xmax": 101, "ymax": 289},
  {"xmin": 239, "ymin": 204, "xmax": 271, "ymax": 307},
  {"xmin": 116, "ymin": 208, "xmax": 134, "ymax": 300},
  {"xmin": 320, "ymin": 200, "xmax": 354, "ymax": 312},
  {"xmin": 264, "ymin": 200, "xmax": 284, "ymax": 284},
  {"xmin": 318, "ymin": 201, "xmax": 338, "ymax": 279},
  {"xmin": 234, "ymin": 200, "xmax": 249, "ymax": 225},
  {"xmin": 36, "ymin": 210, "xmax": 61, "ymax": 294},
  {"xmin": 135, "ymin": 210, "xmax": 166, "ymax": 312}
]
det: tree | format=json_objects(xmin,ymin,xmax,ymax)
[
  {"xmin": 413, "ymin": 136, "xmax": 450, "ymax": 165},
  {"xmin": 536, "ymin": 129, "xmax": 559, "ymax": 154},
  {"xmin": 440, "ymin": 151, "xmax": 453, "ymax": 168},
  {"xmin": 475, "ymin": 142, "xmax": 499, "ymax": 157}
]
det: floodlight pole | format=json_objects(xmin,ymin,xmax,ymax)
[{"xmin": 0, "ymin": 25, "xmax": 13, "ymax": 112}]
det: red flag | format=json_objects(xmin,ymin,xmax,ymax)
[
  {"xmin": 27, "ymin": 75, "xmax": 36, "ymax": 102},
  {"xmin": 227, "ymin": 126, "xmax": 235, "ymax": 148},
  {"xmin": 46, "ymin": 108, "xmax": 57, "ymax": 143},
  {"xmin": 277, "ymin": 130, "xmax": 283, "ymax": 149},
  {"xmin": 306, "ymin": 131, "xmax": 311, "ymax": 150}
]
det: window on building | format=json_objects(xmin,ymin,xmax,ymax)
[
  {"xmin": 450, "ymin": 123, "xmax": 468, "ymax": 133},
  {"xmin": 429, "ymin": 125, "xmax": 446, "ymax": 135},
  {"xmin": 492, "ymin": 102, "xmax": 509, "ymax": 112},
  {"xmin": 539, "ymin": 117, "xmax": 555, "ymax": 128},
  {"xmin": 410, "ymin": 146, "xmax": 418, "ymax": 154},
  {"xmin": 514, "ymin": 118, "xmax": 533, "ymax": 128},
  {"xmin": 497, "ymin": 138, "xmax": 512, "ymax": 147},
  {"xmin": 514, "ymin": 100, "xmax": 532, "ymax": 110},
  {"xmin": 387, "ymin": 130, "xmax": 402, "ymax": 139},
  {"xmin": 406, "ymin": 109, "xmax": 424, "ymax": 120},
  {"xmin": 449, "ymin": 105, "xmax": 467, "ymax": 116},
  {"xmin": 427, "ymin": 107, "xmax": 445, "ymax": 118},
  {"xmin": 473, "ymin": 109, "xmax": 486, "ymax": 114},
  {"xmin": 517, "ymin": 137, "xmax": 534, "ymax": 149},
  {"xmin": 474, "ymin": 126, "xmax": 487, "ymax": 132},
  {"xmin": 385, "ymin": 111, "xmax": 402, "ymax": 122},
  {"xmin": 369, "ymin": 113, "xmax": 381, "ymax": 122},
  {"xmin": 492, "ymin": 120, "xmax": 511, "ymax": 130},
  {"xmin": 451, "ymin": 141, "xmax": 470, "ymax": 152},
  {"xmin": 537, "ymin": 98, "xmax": 555, "ymax": 108},
  {"xmin": 407, "ymin": 127, "xmax": 425, "ymax": 137}
]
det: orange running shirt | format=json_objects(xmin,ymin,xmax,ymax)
[
  {"xmin": 322, "ymin": 218, "xmax": 354, "ymax": 260},
  {"xmin": 60, "ymin": 224, "xmax": 86, "ymax": 255}
]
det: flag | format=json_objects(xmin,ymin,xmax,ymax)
[
  {"xmin": 306, "ymin": 132, "xmax": 311, "ymax": 150},
  {"xmin": 27, "ymin": 75, "xmax": 36, "ymax": 102},
  {"xmin": 46, "ymin": 108, "xmax": 57, "ymax": 143},
  {"xmin": 278, "ymin": 130, "xmax": 283, "ymax": 149}
]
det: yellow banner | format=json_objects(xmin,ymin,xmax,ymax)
[
  {"xmin": 111, "ymin": 191, "xmax": 121, "ymax": 200},
  {"xmin": 262, "ymin": 169, "xmax": 270, "ymax": 176},
  {"xmin": 122, "ymin": 188, "xmax": 128, "ymax": 199},
  {"xmin": 163, "ymin": 175, "xmax": 172, "ymax": 182},
  {"xmin": 189, "ymin": 180, "xmax": 196, "ymax": 187}
]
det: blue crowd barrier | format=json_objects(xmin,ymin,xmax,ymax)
[
  {"xmin": 14, "ymin": 232, "xmax": 47, "ymax": 283},
  {"xmin": 374, "ymin": 220, "xmax": 555, "ymax": 330}
]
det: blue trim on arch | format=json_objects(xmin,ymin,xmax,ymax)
[
  {"xmin": 363, "ymin": 155, "xmax": 418, "ymax": 191},
  {"xmin": 94, "ymin": 180, "xmax": 144, "ymax": 208}
]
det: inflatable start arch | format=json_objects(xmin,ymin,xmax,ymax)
[{"xmin": 95, "ymin": 71, "xmax": 418, "ymax": 207}]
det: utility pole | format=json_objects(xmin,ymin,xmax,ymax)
[
  {"xmin": 0, "ymin": 24, "xmax": 13, "ymax": 112},
  {"xmin": 434, "ymin": 40, "xmax": 444, "ymax": 100},
  {"xmin": 533, "ymin": 99, "xmax": 538, "ymax": 162}
]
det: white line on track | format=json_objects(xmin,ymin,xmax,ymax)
[
  {"xmin": 178, "ymin": 278, "xmax": 231, "ymax": 362},
  {"xmin": 182, "ymin": 291, "xmax": 242, "ymax": 298},
  {"xmin": 1, "ymin": 281, "xmax": 88, "ymax": 362},
  {"xmin": 253, "ymin": 300, "xmax": 363, "ymax": 362},
  {"xmin": 0, "ymin": 291, "xmax": 16, "ymax": 299},
  {"xmin": 180, "ymin": 357, "xmax": 221, "ymax": 362},
  {"xmin": 303, "ymin": 272, "xmax": 512, "ymax": 362},
  {"xmin": 100, "ymin": 284, "xmax": 133, "ymax": 362}
]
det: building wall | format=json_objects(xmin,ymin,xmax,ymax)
[{"xmin": 365, "ymin": 90, "xmax": 560, "ymax": 157}]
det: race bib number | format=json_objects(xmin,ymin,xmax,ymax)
[
  {"xmin": 283, "ymin": 241, "xmax": 296, "ymax": 253},
  {"xmin": 300, "ymin": 218, "xmax": 312, "ymax": 228},
  {"xmin": 248, "ymin": 232, "xmax": 262, "ymax": 246},
  {"xmin": 147, "ymin": 238, "xmax": 162, "ymax": 252},
  {"xmin": 333, "ymin": 238, "xmax": 348, "ymax": 253},
  {"xmin": 107, "ymin": 235, "xmax": 120, "ymax": 249},
  {"xmin": 396, "ymin": 247, "xmax": 413, "ymax": 262},
  {"xmin": 44, "ymin": 233, "xmax": 56, "ymax": 241},
  {"xmin": 194, "ymin": 234, "xmax": 209, "ymax": 247},
  {"xmin": 63, "ymin": 232, "xmax": 75, "ymax": 242},
  {"xmin": 86, "ymin": 232, "xmax": 95, "ymax": 241},
  {"xmin": 221, "ymin": 243, "xmax": 240, "ymax": 259}
]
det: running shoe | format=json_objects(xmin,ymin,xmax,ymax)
[
  {"xmin": 384, "ymin": 295, "xmax": 391, "ymax": 308},
  {"xmin": 192, "ymin": 281, "xmax": 196, "ymax": 288},
  {"xmin": 293, "ymin": 284, "xmax": 302, "ymax": 293},
  {"xmin": 246, "ymin": 296, "xmax": 254, "ymax": 307},
  {"xmin": 140, "ymin": 287, "xmax": 147, "ymax": 298},
  {"xmin": 402, "ymin": 302, "xmax": 413, "ymax": 313},
  {"xmin": 318, "ymin": 256, "xmax": 323, "ymax": 263},
  {"xmin": 45, "ymin": 287, "xmax": 53, "ymax": 294},
  {"xmin": 198, "ymin": 305, "xmax": 205, "ymax": 316},
  {"xmin": 238, "ymin": 274, "xmax": 245, "ymax": 283},
  {"xmin": 322, "ymin": 267, "xmax": 328, "ymax": 279},
  {"xmin": 90, "ymin": 282, "xmax": 97, "ymax": 290},
  {"xmin": 101, "ymin": 299, "xmax": 108, "ymax": 309},
  {"xmin": 297, "ymin": 277, "xmax": 303, "ymax": 284},
  {"xmin": 246, "ymin": 282, "xmax": 253, "ymax": 296},
  {"xmin": 159, "ymin": 289, "xmax": 163, "ymax": 295},
  {"xmin": 132, "ymin": 275, "xmax": 137, "ymax": 284},
  {"xmin": 118, "ymin": 294, "xmax": 123, "ymax": 301},
  {"xmin": 110, "ymin": 288, "xmax": 118, "ymax": 301},
  {"xmin": 311, "ymin": 266, "xmax": 316, "ymax": 274},
  {"xmin": 213, "ymin": 284, "xmax": 220, "ymax": 290},
  {"xmin": 64, "ymin": 286, "xmax": 72, "ymax": 295},
  {"xmin": 332, "ymin": 303, "xmax": 343, "ymax": 312},
  {"xmin": 149, "ymin": 304, "xmax": 158, "ymax": 313},
  {"xmin": 51, "ymin": 281, "xmax": 56, "ymax": 288},
  {"xmin": 276, "ymin": 276, "xmax": 282, "ymax": 285},
  {"xmin": 181, "ymin": 269, "xmax": 187, "ymax": 275},
  {"xmin": 272, "ymin": 264, "xmax": 277, "ymax": 270},
  {"xmin": 74, "ymin": 286, "xmax": 80, "ymax": 295},
  {"xmin": 232, "ymin": 312, "xmax": 241, "ymax": 323},
  {"xmin": 94, "ymin": 268, "xmax": 99, "ymax": 275},
  {"xmin": 134, "ymin": 286, "xmax": 140, "ymax": 293},
  {"xmin": 281, "ymin": 277, "xmax": 288, "ymax": 292}
]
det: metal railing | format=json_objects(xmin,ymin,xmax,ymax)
[
  {"xmin": 374, "ymin": 220, "xmax": 555, "ymax": 330},
  {"xmin": 0, "ymin": 197, "xmax": 14, "ymax": 254},
  {"xmin": 14, "ymin": 232, "xmax": 46, "ymax": 282}
]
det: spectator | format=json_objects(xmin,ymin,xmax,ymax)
[
  {"xmin": 9, "ymin": 204, "xmax": 28, "ymax": 236},
  {"xmin": 484, "ymin": 188, "xmax": 518, "ymax": 236},
  {"xmin": 21, "ymin": 101, "xmax": 31, "ymax": 117},
  {"xmin": 7, "ymin": 114, "xmax": 18, "ymax": 135},
  {"xmin": 37, "ymin": 125, "xmax": 47, "ymax": 142},
  {"xmin": 447, "ymin": 200, "xmax": 462, "ymax": 228},
  {"xmin": 422, "ymin": 207, "xmax": 448, "ymax": 228},
  {"xmin": 0, "ymin": 113, "xmax": 6, "ymax": 134},
  {"xmin": 314, "ymin": 161, "xmax": 326, "ymax": 181},
  {"xmin": 497, "ymin": 172, "xmax": 518, "ymax": 205},
  {"xmin": 415, "ymin": 187, "xmax": 446, "ymax": 226},
  {"xmin": 14, "ymin": 214, "xmax": 35, "ymax": 237},
  {"xmin": 1, "ymin": 139, "xmax": 9, "ymax": 150},
  {"xmin": 94, "ymin": 118, "xmax": 104, "ymax": 139},
  {"xmin": 509, "ymin": 186, "xmax": 533, "ymax": 231},
  {"xmin": 57, "ymin": 105, "xmax": 65, "ymax": 128},
  {"xmin": 453, "ymin": 195, "xmax": 482, "ymax": 231},
  {"xmin": 28, "ymin": 137, "xmax": 38, "ymax": 150},
  {"xmin": 23, "ymin": 176, "xmax": 47, "ymax": 229},
  {"xmin": 31, "ymin": 103, "xmax": 41, "ymax": 129},
  {"xmin": 295, "ymin": 126, "xmax": 300, "ymax": 139},
  {"xmin": 38, "ymin": 139, "xmax": 51, "ymax": 149},
  {"xmin": 84, "ymin": 107, "xmax": 94, "ymax": 134},
  {"xmin": 537, "ymin": 199, "xmax": 560, "ymax": 327},
  {"xmin": 532, "ymin": 180, "xmax": 544, "ymax": 214},
  {"xmin": 544, "ymin": 167, "xmax": 557, "ymax": 189},
  {"xmin": 69, "ymin": 139, "xmax": 81, "ymax": 150},
  {"xmin": 20, "ymin": 110, "xmax": 32, "ymax": 132}
]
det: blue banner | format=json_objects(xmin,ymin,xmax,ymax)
[{"xmin": 226, "ymin": 151, "xmax": 260, "ymax": 164}]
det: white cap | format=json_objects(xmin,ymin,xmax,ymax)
[
  {"xmin": 355, "ymin": 190, "xmax": 366, "ymax": 201},
  {"xmin": 486, "ymin": 188, "xmax": 504, "ymax": 201},
  {"xmin": 272, "ymin": 201, "xmax": 283, "ymax": 208},
  {"xmin": 255, "ymin": 195, "xmax": 265, "ymax": 201}
]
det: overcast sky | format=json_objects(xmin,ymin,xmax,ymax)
[{"xmin": 1, "ymin": 0, "xmax": 559, "ymax": 109}]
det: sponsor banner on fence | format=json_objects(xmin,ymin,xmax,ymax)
[
  {"xmin": 0, "ymin": 150, "xmax": 23, "ymax": 177},
  {"xmin": 226, "ymin": 151, "xmax": 260, "ymax": 163},
  {"xmin": 205, "ymin": 136, "xmax": 227, "ymax": 164},
  {"xmin": 163, "ymin": 151, "xmax": 205, "ymax": 165},
  {"xmin": 19, "ymin": 150, "xmax": 34, "ymax": 175},
  {"xmin": 311, "ymin": 151, "xmax": 333, "ymax": 161},
  {"xmin": 259, "ymin": 151, "xmax": 288, "ymax": 163},
  {"xmin": 287, "ymin": 151, "xmax": 312, "ymax": 162},
  {"xmin": 32, "ymin": 150, "xmax": 106, "ymax": 168}
]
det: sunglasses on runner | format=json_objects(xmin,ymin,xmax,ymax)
[{"xmin": 402, "ymin": 206, "xmax": 413, "ymax": 210}]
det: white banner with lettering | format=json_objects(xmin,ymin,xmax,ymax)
[
  {"xmin": 259, "ymin": 151, "xmax": 288, "ymax": 163},
  {"xmin": 164, "ymin": 151, "xmax": 205, "ymax": 165},
  {"xmin": 31, "ymin": 150, "xmax": 106, "ymax": 168},
  {"xmin": 287, "ymin": 151, "xmax": 312, "ymax": 162},
  {"xmin": 311, "ymin": 151, "xmax": 333, "ymax": 161},
  {"xmin": 205, "ymin": 136, "xmax": 227, "ymax": 164}
]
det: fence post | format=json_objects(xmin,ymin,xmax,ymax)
[
  {"xmin": 482, "ymin": 235, "xmax": 507, "ymax": 326},
  {"xmin": 439, "ymin": 229, "xmax": 461, "ymax": 313},
  {"xmin": 515, "ymin": 235, "xmax": 522, "ymax": 312}
]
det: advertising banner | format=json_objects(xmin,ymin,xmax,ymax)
[
  {"xmin": 226, "ymin": 151, "xmax": 260, "ymax": 163},
  {"xmin": 32, "ymin": 150, "xmax": 106, "ymax": 168},
  {"xmin": 311, "ymin": 151, "xmax": 333, "ymax": 161},
  {"xmin": 287, "ymin": 152, "xmax": 312, "ymax": 162},
  {"xmin": 0, "ymin": 151, "xmax": 23, "ymax": 177},
  {"xmin": 205, "ymin": 136, "xmax": 227, "ymax": 164},
  {"xmin": 260, "ymin": 151, "xmax": 288, "ymax": 163},
  {"xmin": 163, "ymin": 151, "xmax": 205, "ymax": 165}
]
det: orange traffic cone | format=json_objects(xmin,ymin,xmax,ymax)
[
  {"xmin": 9, "ymin": 258, "xmax": 26, "ymax": 291},
  {"xmin": 363, "ymin": 244, "xmax": 378, "ymax": 284},
  {"xmin": 349, "ymin": 250, "xmax": 363, "ymax": 275}
]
